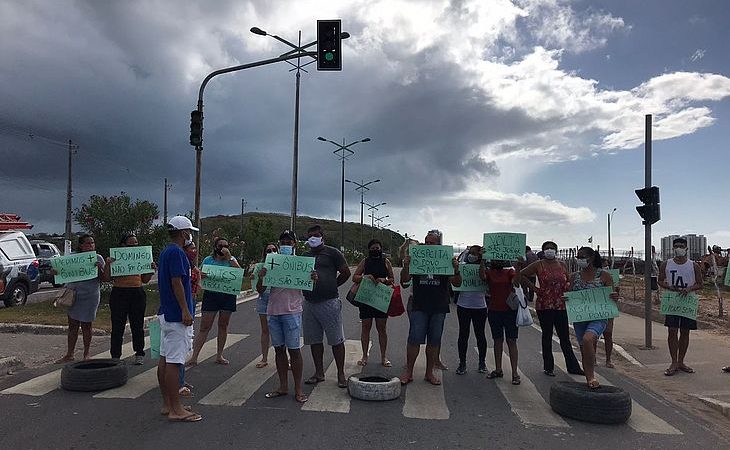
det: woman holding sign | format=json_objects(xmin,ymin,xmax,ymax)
[
  {"xmin": 187, "ymin": 237, "xmax": 241, "ymax": 366},
  {"xmin": 351, "ymin": 239, "xmax": 395, "ymax": 368},
  {"xmin": 567, "ymin": 247, "xmax": 618, "ymax": 389},
  {"xmin": 253, "ymin": 243, "xmax": 278, "ymax": 368}
]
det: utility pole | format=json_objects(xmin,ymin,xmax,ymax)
[
  {"xmin": 163, "ymin": 178, "xmax": 172, "ymax": 225},
  {"xmin": 240, "ymin": 198, "xmax": 247, "ymax": 235},
  {"xmin": 65, "ymin": 140, "xmax": 78, "ymax": 242}
]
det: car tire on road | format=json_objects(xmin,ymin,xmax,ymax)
[
  {"xmin": 3, "ymin": 282, "xmax": 28, "ymax": 307},
  {"xmin": 61, "ymin": 359, "xmax": 128, "ymax": 392},
  {"xmin": 549, "ymin": 381, "xmax": 632, "ymax": 424},
  {"xmin": 347, "ymin": 374, "xmax": 401, "ymax": 401}
]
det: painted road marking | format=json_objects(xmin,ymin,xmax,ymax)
[
  {"xmin": 198, "ymin": 346, "xmax": 276, "ymax": 406},
  {"xmin": 402, "ymin": 345, "xmax": 449, "ymax": 420},
  {"xmin": 301, "ymin": 340, "xmax": 364, "ymax": 414}
]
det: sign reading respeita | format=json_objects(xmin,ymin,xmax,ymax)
[
  {"xmin": 50, "ymin": 251, "xmax": 99, "ymax": 284},
  {"xmin": 409, "ymin": 245, "xmax": 454, "ymax": 275},
  {"xmin": 483, "ymin": 233, "xmax": 526, "ymax": 262},
  {"xmin": 565, "ymin": 287, "xmax": 619, "ymax": 323},
  {"xmin": 109, "ymin": 246, "xmax": 154, "ymax": 276},
  {"xmin": 263, "ymin": 254, "xmax": 316, "ymax": 291}
]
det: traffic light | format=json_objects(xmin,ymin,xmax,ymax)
[
  {"xmin": 317, "ymin": 19, "xmax": 342, "ymax": 71},
  {"xmin": 190, "ymin": 110, "xmax": 203, "ymax": 147},
  {"xmin": 635, "ymin": 186, "xmax": 660, "ymax": 225}
]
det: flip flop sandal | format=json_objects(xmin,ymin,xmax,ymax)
[
  {"xmin": 722, "ymin": 366, "xmax": 730, "ymax": 373},
  {"xmin": 295, "ymin": 394, "xmax": 309, "ymax": 403},
  {"xmin": 664, "ymin": 368, "xmax": 678, "ymax": 376},
  {"xmin": 184, "ymin": 382, "xmax": 194, "ymax": 389},
  {"xmin": 337, "ymin": 380, "xmax": 348, "ymax": 388},
  {"xmin": 382, "ymin": 360, "xmax": 392, "ymax": 368},
  {"xmin": 255, "ymin": 361, "xmax": 268, "ymax": 368},
  {"xmin": 356, "ymin": 359, "xmax": 368, "ymax": 367},
  {"xmin": 304, "ymin": 376, "xmax": 325, "ymax": 385},
  {"xmin": 511, "ymin": 376, "xmax": 521, "ymax": 385},
  {"xmin": 679, "ymin": 366, "xmax": 695, "ymax": 373},
  {"xmin": 399, "ymin": 376, "xmax": 413, "ymax": 385},
  {"xmin": 588, "ymin": 379, "xmax": 601, "ymax": 389},
  {"xmin": 215, "ymin": 358, "xmax": 230, "ymax": 365},
  {"xmin": 161, "ymin": 405, "xmax": 192, "ymax": 415},
  {"xmin": 486, "ymin": 370, "xmax": 504, "ymax": 379},
  {"xmin": 168, "ymin": 413, "xmax": 202, "ymax": 422},
  {"xmin": 424, "ymin": 377, "xmax": 442, "ymax": 385},
  {"xmin": 543, "ymin": 370, "xmax": 556, "ymax": 377},
  {"xmin": 178, "ymin": 387, "xmax": 193, "ymax": 397},
  {"xmin": 265, "ymin": 391, "xmax": 288, "ymax": 399}
]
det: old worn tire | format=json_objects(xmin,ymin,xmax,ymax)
[
  {"xmin": 61, "ymin": 359, "xmax": 128, "ymax": 392},
  {"xmin": 347, "ymin": 374, "xmax": 401, "ymax": 401},
  {"xmin": 549, "ymin": 381, "xmax": 632, "ymax": 424}
]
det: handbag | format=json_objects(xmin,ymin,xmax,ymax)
[
  {"xmin": 53, "ymin": 288, "xmax": 75, "ymax": 308},
  {"xmin": 387, "ymin": 285, "xmax": 405, "ymax": 317},
  {"xmin": 515, "ymin": 287, "xmax": 533, "ymax": 327},
  {"xmin": 345, "ymin": 283, "xmax": 362, "ymax": 307}
]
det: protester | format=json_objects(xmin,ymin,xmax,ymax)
[
  {"xmin": 258, "ymin": 230, "xmax": 316, "ymax": 403},
  {"xmin": 520, "ymin": 241, "xmax": 583, "ymax": 377},
  {"xmin": 658, "ymin": 237, "xmax": 703, "ymax": 376},
  {"xmin": 351, "ymin": 239, "xmax": 395, "ymax": 368},
  {"xmin": 303, "ymin": 225, "xmax": 351, "ymax": 388},
  {"xmin": 454, "ymin": 245, "xmax": 487, "ymax": 375},
  {"xmin": 255, "ymin": 243, "xmax": 278, "ymax": 368},
  {"xmin": 55, "ymin": 234, "xmax": 105, "ymax": 363},
  {"xmin": 521, "ymin": 246, "xmax": 539, "ymax": 302},
  {"xmin": 187, "ymin": 237, "xmax": 241, "ymax": 366},
  {"xmin": 157, "ymin": 216, "xmax": 200, "ymax": 422},
  {"xmin": 399, "ymin": 230, "xmax": 461, "ymax": 385},
  {"xmin": 103, "ymin": 233, "xmax": 155, "ymax": 365},
  {"xmin": 482, "ymin": 258, "xmax": 521, "ymax": 384},
  {"xmin": 177, "ymin": 240, "xmax": 199, "ymax": 397},
  {"xmin": 568, "ymin": 247, "xmax": 618, "ymax": 388}
]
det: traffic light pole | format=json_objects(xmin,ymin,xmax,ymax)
[{"xmin": 643, "ymin": 114, "xmax": 654, "ymax": 349}]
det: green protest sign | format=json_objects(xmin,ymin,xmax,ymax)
[
  {"xmin": 201, "ymin": 264, "xmax": 245, "ymax": 295},
  {"xmin": 250, "ymin": 263, "xmax": 264, "ymax": 289},
  {"xmin": 109, "ymin": 246, "xmax": 154, "ymax": 276},
  {"xmin": 452, "ymin": 264, "xmax": 487, "ymax": 292},
  {"xmin": 725, "ymin": 266, "xmax": 730, "ymax": 287},
  {"xmin": 409, "ymin": 245, "xmax": 454, "ymax": 275},
  {"xmin": 606, "ymin": 269, "xmax": 620, "ymax": 286},
  {"xmin": 262, "ymin": 254, "xmax": 316, "ymax": 291},
  {"xmin": 50, "ymin": 251, "xmax": 99, "ymax": 284},
  {"xmin": 483, "ymin": 232, "xmax": 526, "ymax": 262},
  {"xmin": 354, "ymin": 278, "xmax": 393, "ymax": 313},
  {"xmin": 565, "ymin": 287, "xmax": 619, "ymax": 323},
  {"xmin": 660, "ymin": 291, "xmax": 698, "ymax": 320}
]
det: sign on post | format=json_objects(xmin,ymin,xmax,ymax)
[
  {"xmin": 354, "ymin": 278, "xmax": 393, "ymax": 313},
  {"xmin": 565, "ymin": 287, "xmax": 619, "ymax": 323},
  {"xmin": 50, "ymin": 251, "xmax": 99, "ymax": 284},
  {"xmin": 109, "ymin": 246, "xmax": 154, "ymax": 276},
  {"xmin": 660, "ymin": 291, "xmax": 699, "ymax": 320},
  {"xmin": 201, "ymin": 264, "xmax": 245, "ymax": 295},
  {"xmin": 483, "ymin": 233, "xmax": 526, "ymax": 262},
  {"xmin": 452, "ymin": 264, "xmax": 487, "ymax": 292},
  {"xmin": 606, "ymin": 269, "xmax": 620, "ymax": 286},
  {"xmin": 409, "ymin": 245, "xmax": 454, "ymax": 275},
  {"xmin": 262, "ymin": 253, "xmax": 316, "ymax": 291}
]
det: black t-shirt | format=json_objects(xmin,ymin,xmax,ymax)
[
  {"xmin": 304, "ymin": 245, "xmax": 347, "ymax": 303},
  {"xmin": 412, "ymin": 274, "xmax": 451, "ymax": 314}
]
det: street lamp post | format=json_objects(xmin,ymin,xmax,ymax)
[
  {"xmin": 345, "ymin": 178, "xmax": 380, "ymax": 249},
  {"xmin": 608, "ymin": 207, "xmax": 617, "ymax": 268},
  {"xmin": 371, "ymin": 214, "xmax": 389, "ymax": 238},
  {"xmin": 317, "ymin": 136, "xmax": 371, "ymax": 251},
  {"xmin": 366, "ymin": 202, "xmax": 386, "ymax": 231}
]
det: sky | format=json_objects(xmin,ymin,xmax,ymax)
[{"xmin": 1, "ymin": 0, "xmax": 729, "ymax": 254}]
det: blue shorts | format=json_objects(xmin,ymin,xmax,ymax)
[
  {"xmin": 268, "ymin": 313, "xmax": 302, "ymax": 349},
  {"xmin": 256, "ymin": 291, "xmax": 269, "ymax": 315},
  {"xmin": 407, "ymin": 310, "xmax": 446, "ymax": 346},
  {"xmin": 573, "ymin": 319, "xmax": 608, "ymax": 345}
]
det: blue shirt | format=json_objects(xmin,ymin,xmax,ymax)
[{"xmin": 158, "ymin": 243, "xmax": 193, "ymax": 322}]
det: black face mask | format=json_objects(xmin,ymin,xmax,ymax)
[{"xmin": 369, "ymin": 249, "xmax": 382, "ymax": 258}]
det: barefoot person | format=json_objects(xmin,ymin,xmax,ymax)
[
  {"xmin": 399, "ymin": 230, "xmax": 462, "ymax": 385},
  {"xmin": 55, "ymin": 235, "xmax": 105, "ymax": 363},
  {"xmin": 255, "ymin": 243, "xmax": 278, "ymax": 368},
  {"xmin": 658, "ymin": 237, "xmax": 703, "ymax": 376},
  {"xmin": 187, "ymin": 237, "xmax": 240, "ymax": 366},
  {"xmin": 351, "ymin": 239, "xmax": 395, "ymax": 368},
  {"xmin": 157, "ymin": 216, "xmax": 201, "ymax": 422},
  {"xmin": 177, "ymin": 240, "xmax": 200, "ymax": 397}
]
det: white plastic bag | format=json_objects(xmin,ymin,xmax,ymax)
[{"xmin": 515, "ymin": 287, "xmax": 533, "ymax": 327}]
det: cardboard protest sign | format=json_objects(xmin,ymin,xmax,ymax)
[
  {"xmin": 409, "ymin": 245, "xmax": 454, "ymax": 275},
  {"xmin": 262, "ymin": 253, "xmax": 316, "ymax": 291},
  {"xmin": 565, "ymin": 287, "xmax": 619, "ymax": 323},
  {"xmin": 606, "ymin": 269, "xmax": 620, "ymax": 286},
  {"xmin": 725, "ymin": 266, "xmax": 730, "ymax": 287},
  {"xmin": 660, "ymin": 291, "xmax": 699, "ymax": 320},
  {"xmin": 51, "ymin": 251, "xmax": 99, "ymax": 284},
  {"xmin": 452, "ymin": 264, "xmax": 487, "ymax": 292},
  {"xmin": 483, "ymin": 233, "xmax": 526, "ymax": 262},
  {"xmin": 109, "ymin": 246, "xmax": 154, "ymax": 276},
  {"xmin": 201, "ymin": 264, "xmax": 245, "ymax": 295},
  {"xmin": 354, "ymin": 278, "xmax": 393, "ymax": 313}
]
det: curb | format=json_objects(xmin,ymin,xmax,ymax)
[
  {"xmin": 692, "ymin": 395, "xmax": 730, "ymax": 418},
  {"xmin": 0, "ymin": 323, "xmax": 107, "ymax": 336},
  {"xmin": 0, "ymin": 356, "xmax": 24, "ymax": 374}
]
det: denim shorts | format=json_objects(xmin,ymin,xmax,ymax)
[
  {"xmin": 407, "ymin": 310, "xmax": 446, "ymax": 346},
  {"xmin": 268, "ymin": 313, "xmax": 302, "ymax": 349},
  {"xmin": 573, "ymin": 319, "xmax": 608, "ymax": 345},
  {"xmin": 256, "ymin": 291, "xmax": 269, "ymax": 315},
  {"xmin": 302, "ymin": 298, "xmax": 345, "ymax": 346}
]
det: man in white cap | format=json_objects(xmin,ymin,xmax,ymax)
[{"xmin": 157, "ymin": 215, "xmax": 202, "ymax": 422}]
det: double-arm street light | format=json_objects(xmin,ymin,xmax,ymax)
[
  {"xmin": 608, "ymin": 207, "xmax": 617, "ymax": 268},
  {"xmin": 317, "ymin": 136, "xmax": 371, "ymax": 250},
  {"xmin": 345, "ymin": 178, "xmax": 380, "ymax": 249},
  {"xmin": 370, "ymin": 213, "xmax": 389, "ymax": 237},
  {"xmin": 365, "ymin": 202, "xmax": 386, "ymax": 229}
]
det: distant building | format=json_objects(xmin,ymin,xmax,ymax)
[{"xmin": 661, "ymin": 234, "xmax": 706, "ymax": 261}]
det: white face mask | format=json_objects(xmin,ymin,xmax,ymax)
[
  {"xmin": 543, "ymin": 249, "xmax": 556, "ymax": 260},
  {"xmin": 307, "ymin": 236, "xmax": 323, "ymax": 248},
  {"xmin": 184, "ymin": 232, "xmax": 193, "ymax": 246},
  {"xmin": 674, "ymin": 248, "xmax": 687, "ymax": 257},
  {"xmin": 576, "ymin": 258, "xmax": 588, "ymax": 269}
]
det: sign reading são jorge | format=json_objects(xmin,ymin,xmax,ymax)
[
  {"xmin": 51, "ymin": 251, "xmax": 99, "ymax": 284},
  {"xmin": 409, "ymin": 245, "xmax": 454, "ymax": 276},
  {"xmin": 483, "ymin": 232, "xmax": 526, "ymax": 262},
  {"xmin": 109, "ymin": 245, "xmax": 154, "ymax": 276},
  {"xmin": 263, "ymin": 253, "xmax": 316, "ymax": 291},
  {"xmin": 201, "ymin": 265, "xmax": 245, "ymax": 295},
  {"xmin": 565, "ymin": 287, "xmax": 619, "ymax": 323}
]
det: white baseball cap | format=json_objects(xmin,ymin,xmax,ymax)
[{"xmin": 167, "ymin": 215, "xmax": 199, "ymax": 232}]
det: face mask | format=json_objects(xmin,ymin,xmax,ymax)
[
  {"xmin": 674, "ymin": 248, "xmax": 687, "ymax": 257},
  {"xmin": 369, "ymin": 249, "xmax": 382, "ymax": 258},
  {"xmin": 184, "ymin": 233, "xmax": 193, "ymax": 246},
  {"xmin": 307, "ymin": 236, "xmax": 323, "ymax": 248},
  {"xmin": 544, "ymin": 249, "xmax": 556, "ymax": 259},
  {"xmin": 466, "ymin": 254, "xmax": 480, "ymax": 263},
  {"xmin": 576, "ymin": 258, "xmax": 588, "ymax": 269},
  {"xmin": 279, "ymin": 245, "xmax": 293, "ymax": 255}
]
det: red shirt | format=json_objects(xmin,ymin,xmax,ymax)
[{"xmin": 484, "ymin": 268, "xmax": 516, "ymax": 312}]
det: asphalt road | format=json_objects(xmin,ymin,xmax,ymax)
[{"xmin": 0, "ymin": 272, "xmax": 726, "ymax": 449}]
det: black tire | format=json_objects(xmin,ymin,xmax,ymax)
[
  {"xmin": 61, "ymin": 359, "xmax": 128, "ymax": 392},
  {"xmin": 3, "ymin": 283, "xmax": 28, "ymax": 307},
  {"xmin": 549, "ymin": 381, "xmax": 632, "ymax": 424}
]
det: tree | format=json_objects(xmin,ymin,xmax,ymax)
[
  {"xmin": 73, "ymin": 193, "xmax": 162, "ymax": 258},
  {"xmin": 240, "ymin": 216, "xmax": 277, "ymax": 267}
]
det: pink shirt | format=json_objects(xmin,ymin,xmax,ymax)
[{"xmin": 266, "ymin": 287, "xmax": 304, "ymax": 316}]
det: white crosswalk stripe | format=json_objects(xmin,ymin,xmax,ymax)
[
  {"xmin": 198, "ymin": 345, "xmax": 277, "ymax": 406},
  {"xmin": 402, "ymin": 345, "xmax": 449, "ymax": 420},
  {"xmin": 301, "ymin": 340, "xmax": 364, "ymax": 413}
]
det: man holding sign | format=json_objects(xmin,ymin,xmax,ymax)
[{"xmin": 658, "ymin": 237, "xmax": 703, "ymax": 377}]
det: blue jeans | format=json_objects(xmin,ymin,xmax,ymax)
[
  {"xmin": 573, "ymin": 319, "xmax": 608, "ymax": 345},
  {"xmin": 268, "ymin": 313, "xmax": 303, "ymax": 349}
]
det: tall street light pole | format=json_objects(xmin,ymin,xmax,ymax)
[
  {"xmin": 607, "ymin": 207, "xmax": 617, "ymax": 268},
  {"xmin": 366, "ymin": 202, "xmax": 386, "ymax": 233},
  {"xmin": 345, "ymin": 178, "xmax": 380, "ymax": 249},
  {"xmin": 317, "ymin": 136, "xmax": 371, "ymax": 251}
]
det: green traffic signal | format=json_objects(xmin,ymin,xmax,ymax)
[{"xmin": 325, "ymin": 52, "xmax": 334, "ymax": 61}]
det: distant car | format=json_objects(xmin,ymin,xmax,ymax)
[
  {"xmin": 0, "ymin": 231, "xmax": 40, "ymax": 307},
  {"xmin": 30, "ymin": 240, "xmax": 63, "ymax": 287}
]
